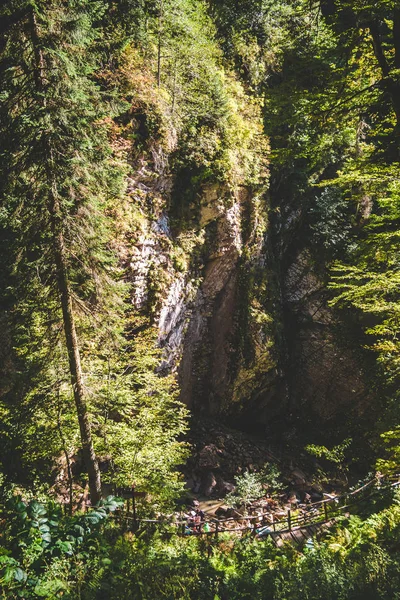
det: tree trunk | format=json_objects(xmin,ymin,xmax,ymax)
[
  {"xmin": 157, "ymin": 0, "xmax": 164, "ymax": 87},
  {"xmin": 393, "ymin": 8, "xmax": 400, "ymax": 69},
  {"xmin": 50, "ymin": 202, "xmax": 102, "ymax": 505},
  {"xmin": 368, "ymin": 20, "xmax": 390, "ymax": 77},
  {"xmin": 57, "ymin": 396, "xmax": 74, "ymax": 515},
  {"xmin": 29, "ymin": 8, "xmax": 102, "ymax": 505},
  {"xmin": 369, "ymin": 19, "xmax": 400, "ymax": 126}
]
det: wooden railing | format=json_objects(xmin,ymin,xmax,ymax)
[{"xmin": 111, "ymin": 474, "xmax": 400, "ymax": 541}]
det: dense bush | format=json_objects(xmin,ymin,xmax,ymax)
[{"xmin": 2, "ymin": 491, "xmax": 400, "ymax": 599}]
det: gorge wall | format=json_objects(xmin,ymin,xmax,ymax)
[
  {"xmin": 107, "ymin": 0, "xmax": 381, "ymax": 444},
  {"xmin": 125, "ymin": 143, "xmax": 284, "ymax": 424},
  {"xmin": 124, "ymin": 142, "xmax": 373, "ymax": 438}
]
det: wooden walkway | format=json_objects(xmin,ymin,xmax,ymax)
[{"xmin": 112, "ymin": 475, "xmax": 400, "ymax": 546}]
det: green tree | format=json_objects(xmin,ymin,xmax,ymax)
[
  {"xmin": 322, "ymin": 0, "xmax": 400, "ymax": 132},
  {"xmin": 0, "ymin": 0, "xmax": 124, "ymax": 503}
]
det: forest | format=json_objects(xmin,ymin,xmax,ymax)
[{"xmin": 0, "ymin": 0, "xmax": 400, "ymax": 598}]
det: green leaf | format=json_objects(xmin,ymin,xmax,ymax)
[{"xmin": 34, "ymin": 578, "xmax": 67, "ymax": 597}]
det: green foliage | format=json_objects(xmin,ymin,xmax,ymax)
[
  {"xmin": 306, "ymin": 439, "xmax": 352, "ymax": 483},
  {"xmin": 226, "ymin": 464, "xmax": 283, "ymax": 508},
  {"xmin": 2, "ymin": 0, "xmax": 400, "ymax": 595},
  {"xmin": 261, "ymin": 463, "xmax": 284, "ymax": 492},
  {"xmin": 326, "ymin": 161, "xmax": 400, "ymax": 467},
  {"xmin": 2, "ymin": 488, "xmax": 400, "ymax": 599},
  {"xmin": 377, "ymin": 428, "xmax": 400, "ymax": 475},
  {"xmin": 211, "ymin": 0, "xmax": 400, "ymax": 467},
  {"xmin": 0, "ymin": 495, "xmax": 122, "ymax": 599},
  {"xmin": 0, "ymin": 0, "xmax": 126, "ymax": 493},
  {"xmin": 226, "ymin": 471, "xmax": 265, "ymax": 508},
  {"xmin": 306, "ymin": 439, "xmax": 352, "ymax": 465},
  {"xmin": 309, "ymin": 187, "xmax": 354, "ymax": 256},
  {"xmin": 0, "ymin": 0, "xmax": 188, "ymax": 506},
  {"xmin": 82, "ymin": 533, "xmax": 224, "ymax": 600},
  {"xmin": 91, "ymin": 325, "xmax": 190, "ymax": 509},
  {"xmin": 41, "ymin": 491, "xmax": 400, "ymax": 598},
  {"xmin": 103, "ymin": 0, "xmax": 269, "ymax": 227}
]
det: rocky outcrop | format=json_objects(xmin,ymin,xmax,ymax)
[
  {"xmin": 166, "ymin": 185, "xmax": 283, "ymax": 418},
  {"xmin": 183, "ymin": 418, "xmax": 278, "ymax": 497},
  {"xmin": 283, "ymin": 249, "xmax": 370, "ymax": 423},
  {"xmin": 177, "ymin": 186, "xmax": 244, "ymax": 413},
  {"xmin": 124, "ymin": 144, "xmax": 281, "ymax": 420},
  {"xmin": 253, "ymin": 168, "xmax": 377, "ymax": 440}
]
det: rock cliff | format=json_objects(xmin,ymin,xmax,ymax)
[
  {"xmin": 122, "ymin": 132, "xmax": 375, "ymax": 442},
  {"xmin": 124, "ymin": 142, "xmax": 282, "ymax": 423}
]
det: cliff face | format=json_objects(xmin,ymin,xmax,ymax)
[
  {"xmin": 282, "ymin": 248, "xmax": 371, "ymax": 423},
  {"xmin": 266, "ymin": 188, "xmax": 376, "ymax": 441},
  {"xmin": 112, "ymin": 26, "xmax": 374, "ymax": 438},
  {"xmin": 124, "ymin": 139, "xmax": 373, "ymax": 436},
  {"xmin": 176, "ymin": 185, "xmax": 281, "ymax": 418},
  {"xmin": 125, "ymin": 143, "xmax": 282, "ymax": 423}
]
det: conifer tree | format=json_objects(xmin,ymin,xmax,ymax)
[{"xmin": 0, "ymin": 0, "xmax": 123, "ymax": 503}]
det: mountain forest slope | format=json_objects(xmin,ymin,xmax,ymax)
[{"xmin": 1, "ymin": 1, "xmax": 400, "ymax": 598}]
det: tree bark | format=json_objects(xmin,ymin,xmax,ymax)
[
  {"xmin": 368, "ymin": 20, "xmax": 390, "ymax": 77},
  {"xmin": 29, "ymin": 8, "xmax": 102, "ymax": 505},
  {"xmin": 157, "ymin": 0, "xmax": 164, "ymax": 87},
  {"xmin": 57, "ymin": 396, "xmax": 74, "ymax": 515}
]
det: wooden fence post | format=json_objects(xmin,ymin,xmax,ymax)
[
  {"xmin": 252, "ymin": 519, "xmax": 257, "ymax": 536},
  {"xmin": 287, "ymin": 509, "xmax": 291, "ymax": 531}
]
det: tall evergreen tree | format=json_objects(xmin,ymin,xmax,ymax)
[{"xmin": 0, "ymin": 0, "xmax": 124, "ymax": 503}]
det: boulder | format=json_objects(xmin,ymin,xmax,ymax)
[
  {"xmin": 202, "ymin": 471, "xmax": 217, "ymax": 497},
  {"xmin": 220, "ymin": 480, "xmax": 235, "ymax": 495},
  {"xmin": 198, "ymin": 444, "xmax": 221, "ymax": 469},
  {"xmin": 291, "ymin": 468, "xmax": 307, "ymax": 486}
]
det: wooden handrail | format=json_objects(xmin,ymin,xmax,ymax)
[{"xmin": 109, "ymin": 475, "xmax": 400, "ymax": 540}]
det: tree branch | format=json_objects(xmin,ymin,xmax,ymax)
[{"xmin": 316, "ymin": 81, "xmax": 381, "ymax": 120}]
